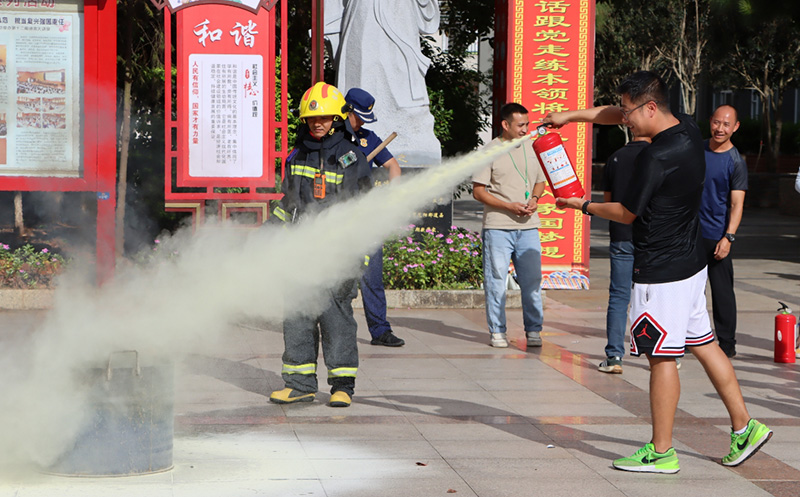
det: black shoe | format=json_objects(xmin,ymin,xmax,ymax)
[
  {"xmin": 725, "ymin": 349, "xmax": 737, "ymax": 358},
  {"xmin": 371, "ymin": 331, "xmax": 405, "ymax": 347}
]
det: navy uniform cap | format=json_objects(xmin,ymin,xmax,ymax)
[{"xmin": 344, "ymin": 88, "xmax": 377, "ymax": 123}]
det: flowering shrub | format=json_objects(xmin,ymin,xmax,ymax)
[
  {"xmin": 0, "ymin": 243, "xmax": 66, "ymax": 289},
  {"xmin": 383, "ymin": 225, "xmax": 483, "ymax": 290}
]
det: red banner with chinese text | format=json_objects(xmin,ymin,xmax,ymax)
[
  {"xmin": 176, "ymin": 4, "xmax": 275, "ymax": 188},
  {"xmin": 505, "ymin": 0, "xmax": 595, "ymax": 289}
]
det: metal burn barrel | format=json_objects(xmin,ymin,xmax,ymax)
[{"xmin": 47, "ymin": 350, "xmax": 174, "ymax": 477}]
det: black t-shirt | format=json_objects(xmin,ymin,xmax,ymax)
[
  {"xmin": 603, "ymin": 140, "xmax": 649, "ymax": 242},
  {"xmin": 622, "ymin": 114, "xmax": 707, "ymax": 284}
]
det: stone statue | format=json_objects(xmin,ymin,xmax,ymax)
[{"xmin": 325, "ymin": 0, "xmax": 442, "ymax": 165}]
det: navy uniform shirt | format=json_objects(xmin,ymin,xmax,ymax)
[{"xmin": 354, "ymin": 127, "xmax": 393, "ymax": 168}]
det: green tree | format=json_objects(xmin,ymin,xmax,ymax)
[
  {"xmin": 595, "ymin": 0, "xmax": 666, "ymax": 107},
  {"xmin": 655, "ymin": 0, "xmax": 714, "ymax": 116},
  {"xmin": 117, "ymin": 0, "xmax": 167, "ymax": 253},
  {"xmin": 423, "ymin": 0, "xmax": 494, "ymax": 156},
  {"xmin": 709, "ymin": 0, "xmax": 800, "ymax": 171}
]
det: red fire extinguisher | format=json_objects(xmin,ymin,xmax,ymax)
[
  {"xmin": 532, "ymin": 125, "xmax": 585, "ymax": 199},
  {"xmin": 774, "ymin": 301, "xmax": 796, "ymax": 363}
]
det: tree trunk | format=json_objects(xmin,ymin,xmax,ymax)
[
  {"xmin": 772, "ymin": 91, "xmax": 784, "ymax": 170},
  {"xmin": 761, "ymin": 97, "xmax": 775, "ymax": 173},
  {"xmin": 116, "ymin": 0, "xmax": 134, "ymax": 257},
  {"xmin": 117, "ymin": 78, "xmax": 132, "ymax": 256},
  {"xmin": 13, "ymin": 192, "xmax": 23, "ymax": 236}
]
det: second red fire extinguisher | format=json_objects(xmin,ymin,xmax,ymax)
[
  {"xmin": 532, "ymin": 125, "xmax": 585, "ymax": 199},
  {"xmin": 775, "ymin": 301, "xmax": 797, "ymax": 364}
]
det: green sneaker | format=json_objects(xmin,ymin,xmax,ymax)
[
  {"xmin": 613, "ymin": 443, "xmax": 680, "ymax": 474},
  {"xmin": 722, "ymin": 419, "xmax": 773, "ymax": 466}
]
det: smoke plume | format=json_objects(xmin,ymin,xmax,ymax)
[{"xmin": 0, "ymin": 136, "xmax": 530, "ymax": 469}]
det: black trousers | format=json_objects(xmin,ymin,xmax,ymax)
[{"xmin": 703, "ymin": 237, "xmax": 737, "ymax": 355}]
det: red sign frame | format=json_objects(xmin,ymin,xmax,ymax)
[{"xmin": 162, "ymin": 1, "xmax": 287, "ymax": 226}]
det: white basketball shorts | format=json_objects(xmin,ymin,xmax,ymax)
[{"xmin": 629, "ymin": 267, "xmax": 715, "ymax": 357}]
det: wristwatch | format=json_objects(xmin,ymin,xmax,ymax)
[
  {"xmin": 724, "ymin": 233, "xmax": 736, "ymax": 242},
  {"xmin": 581, "ymin": 200, "xmax": 594, "ymax": 216}
]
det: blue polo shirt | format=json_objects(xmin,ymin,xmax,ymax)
[
  {"xmin": 699, "ymin": 141, "xmax": 748, "ymax": 240},
  {"xmin": 354, "ymin": 127, "xmax": 393, "ymax": 168}
]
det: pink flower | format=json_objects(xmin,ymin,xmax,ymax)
[
  {"xmin": 1, "ymin": 244, "xmax": 9, "ymax": 250},
  {"xmin": 42, "ymin": 248, "xmax": 49, "ymax": 253},
  {"xmin": 154, "ymin": 239, "xmax": 161, "ymax": 244},
  {"xmin": 435, "ymin": 234, "xmax": 444, "ymax": 238},
  {"xmin": 446, "ymin": 238, "xmax": 453, "ymax": 244},
  {"xmin": 403, "ymin": 267, "xmax": 409, "ymax": 273},
  {"xmin": 457, "ymin": 234, "xmax": 464, "ymax": 239}
]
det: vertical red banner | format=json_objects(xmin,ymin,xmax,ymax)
[{"xmin": 506, "ymin": 0, "xmax": 595, "ymax": 289}]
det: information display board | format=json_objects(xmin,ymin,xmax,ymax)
[{"xmin": 0, "ymin": 0, "xmax": 82, "ymax": 178}]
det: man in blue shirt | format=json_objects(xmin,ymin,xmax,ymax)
[
  {"xmin": 344, "ymin": 88, "xmax": 405, "ymax": 347},
  {"xmin": 700, "ymin": 105, "xmax": 747, "ymax": 358}
]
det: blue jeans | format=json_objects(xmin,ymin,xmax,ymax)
[
  {"xmin": 482, "ymin": 229, "xmax": 543, "ymax": 335},
  {"xmin": 606, "ymin": 240, "xmax": 634, "ymax": 358}
]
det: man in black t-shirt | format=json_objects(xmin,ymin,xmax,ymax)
[
  {"xmin": 598, "ymin": 136, "xmax": 649, "ymax": 374},
  {"xmin": 544, "ymin": 71, "xmax": 771, "ymax": 474}
]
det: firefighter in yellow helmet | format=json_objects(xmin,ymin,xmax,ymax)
[{"xmin": 270, "ymin": 82, "xmax": 371, "ymax": 408}]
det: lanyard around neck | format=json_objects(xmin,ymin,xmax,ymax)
[{"xmin": 508, "ymin": 146, "xmax": 530, "ymax": 200}]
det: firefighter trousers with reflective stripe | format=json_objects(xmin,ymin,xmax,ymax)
[{"xmin": 281, "ymin": 279, "xmax": 359, "ymax": 395}]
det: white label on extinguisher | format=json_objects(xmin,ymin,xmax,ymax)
[{"xmin": 540, "ymin": 144, "xmax": 579, "ymax": 189}]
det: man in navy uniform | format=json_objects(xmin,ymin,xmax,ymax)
[{"xmin": 344, "ymin": 88, "xmax": 405, "ymax": 347}]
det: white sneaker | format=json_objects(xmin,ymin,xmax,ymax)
[
  {"xmin": 526, "ymin": 331, "xmax": 542, "ymax": 347},
  {"xmin": 490, "ymin": 333, "xmax": 509, "ymax": 348}
]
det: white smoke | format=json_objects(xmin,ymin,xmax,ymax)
[{"xmin": 0, "ymin": 135, "xmax": 531, "ymax": 469}]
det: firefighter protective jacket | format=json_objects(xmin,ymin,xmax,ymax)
[{"xmin": 273, "ymin": 124, "xmax": 371, "ymax": 223}]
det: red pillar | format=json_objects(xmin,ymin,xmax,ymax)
[
  {"xmin": 310, "ymin": 0, "xmax": 325, "ymax": 84},
  {"xmin": 95, "ymin": 0, "xmax": 118, "ymax": 284}
]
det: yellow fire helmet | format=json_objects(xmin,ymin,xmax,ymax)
[{"xmin": 299, "ymin": 82, "xmax": 348, "ymax": 121}]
